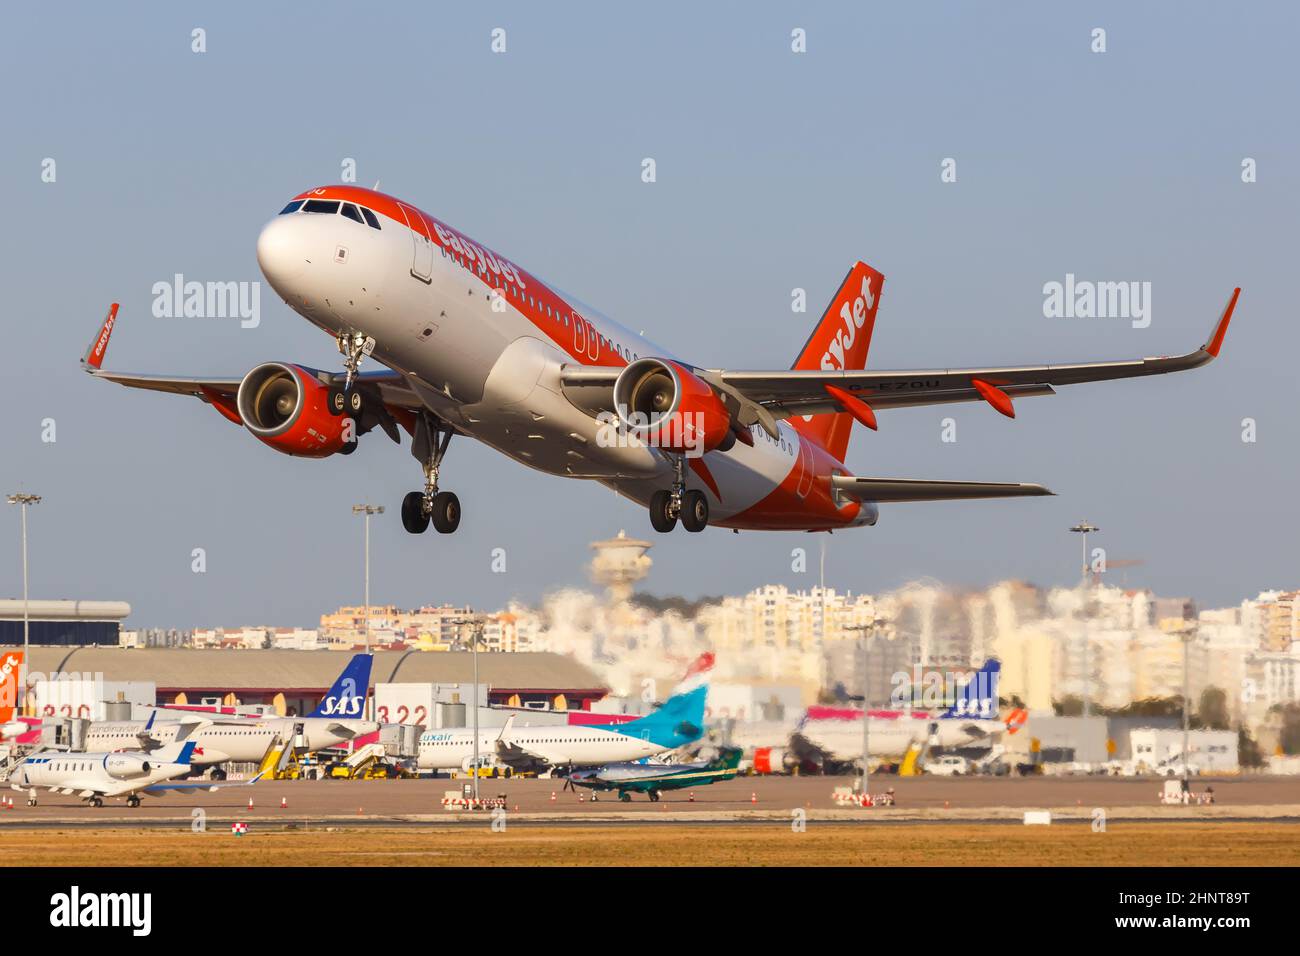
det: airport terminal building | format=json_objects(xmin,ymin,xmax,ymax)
[
  {"xmin": 7, "ymin": 646, "xmax": 607, "ymax": 718},
  {"xmin": 0, "ymin": 600, "xmax": 130, "ymax": 647}
]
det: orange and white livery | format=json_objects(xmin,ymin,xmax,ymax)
[{"xmin": 82, "ymin": 185, "xmax": 1240, "ymax": 535}]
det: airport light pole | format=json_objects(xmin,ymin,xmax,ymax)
[
  {"xmin": 1178, "ymin": 624, "xmax": 1197, "ymax": 789},
  {"xmin": 7, "ymin": 493, "xmax": 40, "ymax": 715},
  {"xmin": 449, "ymin": 616, "xmax": 486, "ymax": 801},
  {"xmin": 845, "ymin": 622, "xmax": 873, "ymax": 795},
  {"xmin": 351, "ymin": 505, "xmax": 384, "ymax": 655},
  {"xmin": 1069, "ymin": 521, "xmax": 1099, "ymax": 719}
]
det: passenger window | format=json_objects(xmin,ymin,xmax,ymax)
[
  {"xmin": 302, "ymin": 199, "xmax": 341, "ymax": 214},
  {"xmin": 361, "ymin": 207, "xmax": 381, "ymax": 229},
  {"xmin": 279, "ymin": 200, "xmax": 304, "ymax": 215},
  {"xmin": 341, "ymin": 203, "xmax": 364, "ymax": 224}
]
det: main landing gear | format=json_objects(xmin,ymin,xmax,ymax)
[
  {"xmin": 402, "ymin": 412, "xmax": 461, "ymax": 535},
  {"xmin": 649, "ymin": 453, "xmax": 708, "ymax": 534}
]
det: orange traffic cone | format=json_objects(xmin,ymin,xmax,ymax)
[
  {"xmin": 689, "ymin": 791, "xmax": 695, "ymax": 802},
  {"xmin": 247, "ymin": 796, "xmax": 254, "ymax": 810},
  {"xmin": 750, "ymin": 792, "xmax": 757, "ymax": 804},
  {"xmin": 550, "ymin": 791, "xmax": 556, "ymax": 802},
  {"xmin": 280, "ymin": 796, "xmax": 287, "ymax": 809}
]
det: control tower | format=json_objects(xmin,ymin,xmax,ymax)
[{"xmin": 588, "ymin": 530, "xmax": 653, "ymax": 604}]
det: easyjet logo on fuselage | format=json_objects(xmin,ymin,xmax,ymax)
[
  {"xmin": 820, "ymin": 274, "xmax": 876, "ymax": 371},
  {"xmin": 430, "ymin": 221, "xmax": 527, "ymax": 290}
]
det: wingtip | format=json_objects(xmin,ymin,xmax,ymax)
[
  {"xmin": 81, "ymin": 302, "xmax": 120, "ymax": 370},
  {"xmin": 1204, "ymin": 287, "xmax": 1240, "ymax": 358}
]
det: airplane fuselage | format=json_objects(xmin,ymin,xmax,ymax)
[{"xmin": 256, "ymin": 186, "xmax": 872, "ymax": 531}]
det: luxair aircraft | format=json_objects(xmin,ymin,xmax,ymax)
[
  {"xmin": 417, "ymin": 684, "xmax": 707, "ymax": 774},
  {"xmin": 82, "ymin": 185, "xmax": 1240, "ymax": 534}
]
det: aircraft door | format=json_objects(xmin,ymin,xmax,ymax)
[{"xmin": 398, "ymin": 203, "xmax": 435, "ymax": 283}]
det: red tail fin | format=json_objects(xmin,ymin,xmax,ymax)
[{"xmin": 790, "ymin": 262, "xmax": 884, "ymax": 461}]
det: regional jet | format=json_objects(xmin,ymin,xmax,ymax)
[{"xmin": 82, "ymin": 186, "xmax": 1239, "ymax": 534}]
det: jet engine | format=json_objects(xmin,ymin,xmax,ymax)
[
  {"xmin": 612, "ymin": 358, "xmax": 734, "ymax": 454},
  {"xmin": 236, "ymin": 362, "xmax": 350, "ymax": 457},
  {"xmin": 104, "ymin": 754, "xmax": 152, "ymax": 779}
]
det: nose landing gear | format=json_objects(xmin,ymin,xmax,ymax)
[
  {"xmin": 402, "ymin": 412, "xmax": 461, "ymax": 534},
  {"xmin": 649, "ymin": 453, "xmax": 708, "ymax": 533},
  {"xmin": 337, "ymin": 331, "xmax": 376, "ymax": 392}
]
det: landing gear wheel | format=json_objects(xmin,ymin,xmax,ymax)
[
  {"xmin": 346, "ymin": 390, "xmax": 363, "ymax": 415},
  {"xmin": 90, "ymin": 796, "xmax": 103, "ymax": 808},
  {"xmin": 328, "ymin": 388, "xmax": 347, "ymax": 415},
  {"xmin": 210, "ymin": 767, "xmax": 227, "ymax": 782},
  {"xmin": 648, "ymin": 790, "xmax": 661, "ymax": 803},
  {"xmin": 126, "ymin": 795, "xmax": 141, "ymax": 808},
  {"xmin": 401, "ymin": 491, "xmax": 430, "ymax": 534},
  {"xmin": 681, "ymin": 490, "xmax": 709, "ymax": 532},
  {"xmin": 430, "ymin": 491, "xmax": 461, "ymax": 534},
  {"xmin": 619, "ymin": 791, "xmax": 632, "ymax": 803},
  {"xmin": 649, "ymin": 490, "xmax": 677, "ymax": 533}
]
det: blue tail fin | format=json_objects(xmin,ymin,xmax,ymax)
[
  {"xmin": 600, "ymin": 684, "xmax": 708, "ymax": 750},
  {"xmin": 176, "ymin": 740, "xmax": 198, "ymax": 764},
  {"xmin": 309, "ymin": 654, "xmax": 373, "ymax": 718},
  {"xmin": 940, "ymin": 659, "xmax": 1000, "ymax": 719}
]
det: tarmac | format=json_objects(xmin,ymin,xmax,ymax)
[{"xmin": 2, "ymin": 773, "xmax": 1297, "ymax": 828}]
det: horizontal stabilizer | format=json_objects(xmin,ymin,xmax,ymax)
[{"xmin": 831, "ymin": 475, "xmax": 1053, "ymax": 502}]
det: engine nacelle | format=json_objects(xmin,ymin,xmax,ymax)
[
  {"xmin": 236, "ymin": 362, "xmax": 349, "ymax": 457},
  {"xmin": 104, "ymin": 754, "xmax": 152, "ymax": 780},
  {"xmin": 612, "ymin": 358, "xmax": 733, "ymax": 455}
]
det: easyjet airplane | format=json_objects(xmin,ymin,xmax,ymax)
[{"xmin": 81, "ymin": 185, "xmax": 1239, "ymax": 535}]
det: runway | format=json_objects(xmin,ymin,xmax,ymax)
[{"xmin": 3, "ymin": 774, "xmax": 1297, "ymax": 827}]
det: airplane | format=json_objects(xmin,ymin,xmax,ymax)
[
  {"xmin": 568, "ymin": 746, "xmax": 743, "ymax": 802},
  {"xmin": 80, "ymin": 184, "xmax": 1240, "ymax": 535},
  {"xmin": 417, "ymin": 683, "xmax": 707, "ymax": 774},
  {"xmin": 789, "ymin": 659, "xmax": 1010, "ymax": 771},
  {"xmin": 83, "ymin": 653, "xmax": 378, "ymax": 778},
  {"xmin": 6, "ymin": 727, "xmax": 264, "ymax": 808}
]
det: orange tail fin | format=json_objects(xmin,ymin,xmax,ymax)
[{"xmin": 790, "ymin": 262, "xmax": 884, "ymax": 461}]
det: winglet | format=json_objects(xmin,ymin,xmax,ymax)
[
  {"xmin": 1202, "ymin": 287, "xmax": 1240, "ymax": 358},
  {"xmin": 496, "ymin": 714, "xmax": 517, "ymax": 741},
  {"xmin": 81, "ymin": 303, "xmax": 120, "ymax": 370}
]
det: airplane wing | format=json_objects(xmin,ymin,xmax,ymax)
[
  {"xmin": 560, "ymin": 288, "xmax": 1239, "ymax": 427},
  {"xmin": 830, "ymin": 476, "xmax": 1052, "ymax": 502},
  {"xmin": 79, "ymin": 304, "xmax": 427, "ymax": 422},
  {"xmin": 491, "ymin": 720, "xmax": 566, "ymax": 772},
  {"xmin": 145, "ymin": 770, "xmax": 268, "ymax": 795}
]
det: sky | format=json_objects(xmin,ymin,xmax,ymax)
[{"xmin": 1, "ymin": 2, "xmax": 1297, "ymax": 628}]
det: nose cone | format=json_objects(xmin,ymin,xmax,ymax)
[{"xmin": 256, "ymin": 216, "xmax": 309, "ymax": 291}]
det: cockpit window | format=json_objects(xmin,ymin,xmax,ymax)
[
  {"xmin": 360, "ymin": 207, "xmax": 381, "ymax": 230},
  {"xmin": 302, "ymin": 199, "xmax": 340, "ymax": 214},
  {"xmin": 279, "ymin": 200, "xmax": 304, "ymax": 215},
  {"xmin": 340, "ymin": 202, "xmax": 364, "ymax": 224}
]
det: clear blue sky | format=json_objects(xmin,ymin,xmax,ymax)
[{"xmin": 2, "ymin": 2, "xmax": 1296, "ymax": 627}]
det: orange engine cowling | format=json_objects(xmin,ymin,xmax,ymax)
[
  {"xmin": 235, "ymin": 362, "xmax": 349, "ymax": 457},
  {"xmin": 613, "ymin": 358, "xmax": 733, "ymax": 454}
]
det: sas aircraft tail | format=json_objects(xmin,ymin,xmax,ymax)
[
  {"xmin": 790, "ymin": 261, "xmax": 885, "ymax": 462},
  {"xmin": 309, "ymin": 653, "xmax": 373, "ymax": 719},
  {"xmin": 939, "ymin": 659, "xmax": 1001, "ymax": 719}
]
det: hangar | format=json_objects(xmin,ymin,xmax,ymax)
[{"xmin": 7, "ymin": 646, "xmax": 606, "ymax": 717}]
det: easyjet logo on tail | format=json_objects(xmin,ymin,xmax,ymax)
[{"xmin": 820, "ymin": 273, "xmax": 877, "ymax": 371}]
